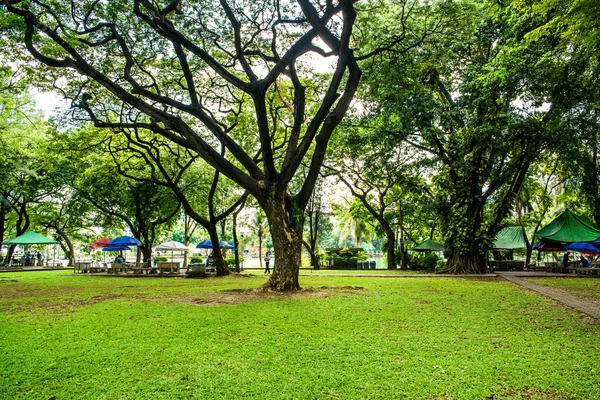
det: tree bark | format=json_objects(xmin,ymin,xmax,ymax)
[
  {"xmin": 4, "ymin": 201, "xmax": 30, "ymax": 264},
  {"xmin": 54, "ymin": 226, "xmax": 75, "ymax": 266},
  {"xmin": 0, "ymin": 203, "xmax": 7, "ymax": 251},
  {"xmin": 398, "ymin": 204, "xmax": 406, "ymax": 269},
  {"xmin": 444, "ymin": 200, "xmax": 489, "ymax": 274},
  {"xmin": 446, "ymin": 249, "xmax": 488, "ymax": 274},
  {"xmin": 262, "ymin": 196, "xmax": 303, "ymax": 291},
  {"xmin": 384, "ymin": 225, "xmax": 397, "ymax": 270},
  {"xmin": 207, "ymin": 224, "xmax": 230, "ymax": 276}
]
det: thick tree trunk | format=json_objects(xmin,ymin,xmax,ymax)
[
  {"xmin": 207, "ymin": 225, "xmax": 230, "ymax": 276},
  {"xmin": 140, "ymin": 244, "xmax": 152, "ymax": 264},
  {"xmin": 263, "ymin": 199, "xmax": 303, "ymax": 291},
  {"xmin": 444, "ymin": 200, "xmax": 489, "ymax": 274},
  {"xmin": 446, "ymin": 249, "xmax": 488, "ymax": 274}
]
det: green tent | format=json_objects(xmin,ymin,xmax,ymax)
[
  {"xmin": 411, "ymin": 239, "xmax": 445, "ymax": 252},
  {"xmin": 493, "ymin": 226, "xmax": 526, "ymax": 250},
  {"xmin": 536, "ymin": 210, "xmax": 600, "ymax": 243},
  {"xmin": 2, "ymin": 231, "xmax": 58, "ymax": 245}
]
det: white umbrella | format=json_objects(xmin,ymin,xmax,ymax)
[
  {"xmin": 154, "ymin": 240, "xmax": 189, "ymax": 263},
  {"xmin": 155, "ymin": 241, "xmax": 189, "ymax": 251}
]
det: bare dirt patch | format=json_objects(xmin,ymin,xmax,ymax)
[
  {"xmin": 410, "ymin": 298, "xmax": 432, "ymax": 304},
  {"xmin": 189, "ymin": 286, "xmax": 365, "ymax": 306}
]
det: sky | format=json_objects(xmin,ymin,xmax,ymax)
[{"xmin": 32, "ymin": 89, "xmax": 69, "ymax": 117}]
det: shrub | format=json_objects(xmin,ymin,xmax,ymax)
[
  {"xmin": 435, "ymin": 259, "xmax": 447, "ymax": 273},
  {"xmin": 190, "ymin": 255, "xmax": 203, "ymax": 264},
  {"xmin": 408, "ymin": 252, "xmax": 440, "ymax": 271},
  {"xmin": 224, "ymin": 256, "xmax": 245, "ymax": 268},
  {"xmin": 153, "ymin": 256, "xmax": 168, "ymax": 265}
]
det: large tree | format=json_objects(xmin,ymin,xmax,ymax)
[
  {"xmin": 2, "ymin": 0, "xmax": 443, "ymax": 289},
  {"xmin": 356, "ymin": 1, "xmax": 572, "ymax": 273}
]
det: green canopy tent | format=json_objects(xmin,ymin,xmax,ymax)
[
  {"xmin": 2, "ymin": 231, "xmax": 59, "ymax": 267},
  {"xmin": 3, "ymin": 231, "xmax": 59, "ymax": 245},
  {"xmin": 411, "ymin": 239, "xmax": 445, "ymax": 252},
  {"xmin": 493, "ymin": 226, "xmax": 526, "ymax": 250},
  {"xmin": 536, "ymin": 210, "xmax": 600, "ymax": 243}
]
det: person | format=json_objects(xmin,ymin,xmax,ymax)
[
  {"xmin": 264, "ymin": 251, "xmax": 271, "ymax": 274},
  {"xmin": 580, "ymin": 255, "xmax": 590, "ymax": 268},
  {"xmin": 36, "ymin": 252, "xmax": 43, "ymax": 267},
  {"xmin": 25, "ymin": 251, "xmax": 32, "ymax": 266},
  {"xmin": 114, "ymin": 255, "xmax": 124, "ymax": 263}
]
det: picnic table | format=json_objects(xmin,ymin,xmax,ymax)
[
  {"xmin": 156, "ymin": 261, "xmax": 180, "ymax": 274},
  {"xmin": 489, "ymin": 260, "xmax": 525, "ymax": 271}
]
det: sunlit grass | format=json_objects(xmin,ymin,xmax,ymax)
[{"xmin": 1, "ymin": 271, "xmax": 598, "ymax": 399}]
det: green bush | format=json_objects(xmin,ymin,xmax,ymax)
[
  {"xmin": 326, "ymin": 249, "xmax": 367, "ymax": 269},
  {"xmin": 408, "ymin": 252, "xmax": 440, "ymax": 271},
  {"xmin": 224, "ymin": 256, "xmax": 245, "ymax": 268},
  {"xmin": 190, "ymin": 255, "xmax": 203, "ymax": 264},
  {"xmin": 435, "ymin": 259, "xmax": 447, "ymax": 273},
  {"xmin": 153, "ymin": 256, "xmax": 168, "ymax": 265}
]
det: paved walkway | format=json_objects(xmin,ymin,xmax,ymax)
[{"xmin": 501, "ymin": 274, "xmax": 600, "ymax": 320}]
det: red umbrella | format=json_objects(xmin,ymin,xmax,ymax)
[{"xmin": 90, "ymin": 238, "xmax": 112, "ymax": 249}]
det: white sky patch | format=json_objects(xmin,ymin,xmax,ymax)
[{"xmin": 31, "ymin": 89, "xmax": 69, "ymax": 118}]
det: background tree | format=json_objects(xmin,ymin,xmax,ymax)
[{"xmin": 355, "ymin": 1, "xmax": 572, "ymax": 273}]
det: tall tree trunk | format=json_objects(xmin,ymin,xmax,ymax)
[
  {"xmin": 232, "ymin": 211, "xmax": 240, "ymax": 273},
  {"xmin": 445, "ymin": 201, "xmax": 488, "ymax": 274},
  {"xmin": 0, "ymin": 203, "xmax": 7, "ymax": 251},
  {"xmin": 302, "ymin": 240, "xmax": 320, "ymax": 270},
  {"xmin": 207, "ymin": 225, "xmax": 230, "ymax": 276},
  {"xmin": 262, "ymin": 197, "xmax": 303, "ymax": 291},
  {"xmin": 55, "ymin": 226, "xmax": 75, "ymax": 266},
  {"xmin": 592, "ymin": 126, "xmax": 600, "ymax": 225},
  {"xmin": 384, "ymin": 226, "xmax": 397, "ymax": 270},
  {"xmin": 399, "ymin": 204, "xmax": 406, "ymax": 269},
  {"xmin": 4, "ymin": 202, "xmax": 30, "ymax": 264}
]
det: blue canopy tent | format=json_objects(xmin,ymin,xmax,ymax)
[
  {"xmin": 196, "ymin": 240, "xmax": 235, "ymax": 249},
  {"xmin": 105, "ymin": 236, "xmax": 142, "ymax": 263},
  {"xmin": 102, "ymin": 244, "xmax": 131, "ymax": 252},
  {"xmin": 108, "ymin": 236, "xmax": 142, "ymax": 247},
  {"xmin": 564, "ymin": 242, "xmax": 600, "ymax": 254}
]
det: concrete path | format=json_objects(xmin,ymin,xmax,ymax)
[{"xmin": 501, "ymin": 274, "xmax": 600, "ymax": 320}]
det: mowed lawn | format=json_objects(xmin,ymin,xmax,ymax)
[{"xmin": 1, "ymin": 271, "xmax": 599, "ymax": 399}]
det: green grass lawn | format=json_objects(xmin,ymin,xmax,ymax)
[
  {"xmin": 526, "ymin": 277, "xmax": 600, "ymax": 306},
  {"xmin": 1, "ymin": 271, "xmax": 599, "ymax": 399},
  {"xmin": 300, "ymin": 268, "xmax": 428, "ymax": 275}
]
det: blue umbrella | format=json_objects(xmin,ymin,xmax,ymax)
[
  {"xmin": 564, "ymin": 242, "xmax": 600, "ymax": 254},
  {"xmin": 102, "ymin": 244, "xmax": 131, "ymax": 252},
  {"xmin": 108, "ymin": 236, "xmax": 142, "ymax": 247},
  {"xmin": 196, "ymin": 240, "xmax": 235, "ymax": 249}
]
